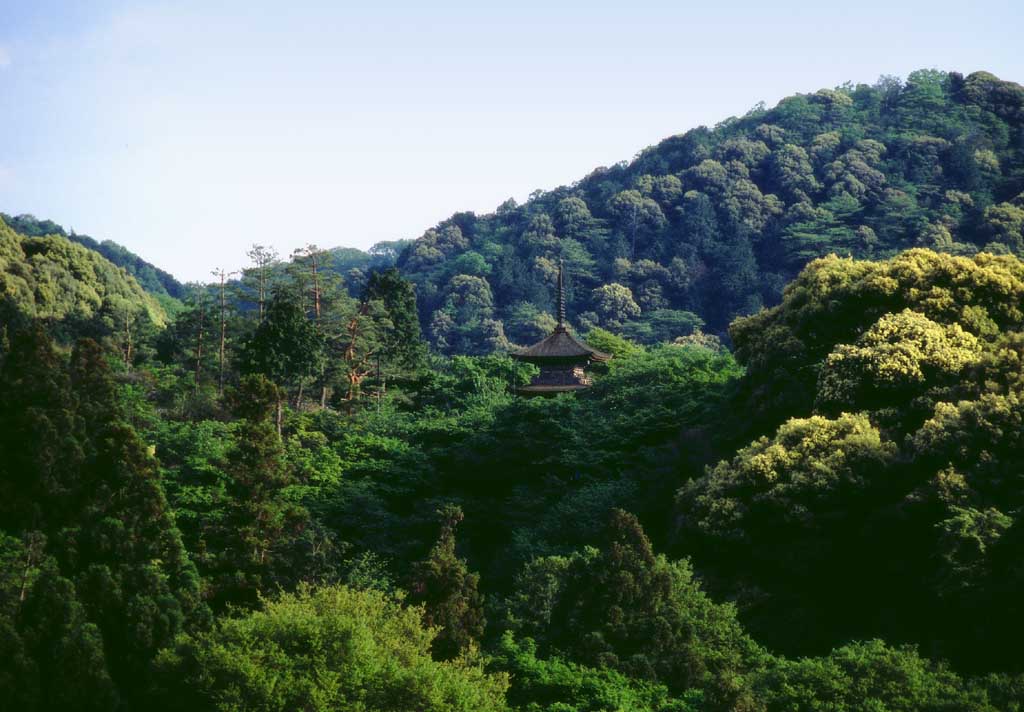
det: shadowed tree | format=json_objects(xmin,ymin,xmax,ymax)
[
  {"xmin": 408, "ymin": 505, "xmax": 486, "ymax": 661},
  {"xmin": 240, "ymin": 289, "xmax": 324, "ymax": 432}
]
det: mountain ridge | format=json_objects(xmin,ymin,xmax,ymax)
[
  {"xmin": 393, "ymin": 69, "xmax": 1024, "ymax": 353},
  {"xmin": 0, "ymin": 216, "xmax": 168, "ymax": 333},
  {"xmin": 1, "ymin": 212, "xmax": 187, "ymax": 302}
]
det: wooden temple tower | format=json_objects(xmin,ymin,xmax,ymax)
[{"xmin": 511, "ymin": 260, "xmax": 610, "ymax": 395}]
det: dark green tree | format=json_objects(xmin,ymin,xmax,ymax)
[
  {"xmin": 211, "ymin": 375, "xmax": 308, "ymax": 609},
  {"xmin": 240, "ymin": 289, "xmax": 325, "ymax": 430},
  {"xmin": 409, "ymin": 505, "xmax": 486, "ymax": 661},
  {"xmin": 362, "ymin": 267, "xmax": 427, "ymax": 373}
]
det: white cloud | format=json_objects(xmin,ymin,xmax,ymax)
[{"xmin": 0, "ymin": 46, "xmax": 10, "ymax": 68}]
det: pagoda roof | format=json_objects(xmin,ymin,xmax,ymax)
[{"xmin": 511, "ymin": 326, "xmax": 611, "ymax": 363}]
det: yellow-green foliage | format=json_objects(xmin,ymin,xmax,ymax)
[
  {"xmin": 682, "ymin": 413, "xmax": 898, "ymax": 539},
  {"xmin": 730, "ymin": 249, "xmax": 1024, "ymax": 424},
  {"xmin": 153, "ymin": 584, "xmax": 509, "ymax": 712},
  {"xmin": 734, "ymin": 249, "xmax": 1024, "ymax": 370},
  {"xmin": 816, "ymin": 309, "xmax": 982, "ymax": 410},
  {"xmin": 676, "ymin": 246, "xmax": 1024, "ymax": 672},
  {"xmin": 0, "ymin": 217, "xmax": 166, "ymax": 327}
]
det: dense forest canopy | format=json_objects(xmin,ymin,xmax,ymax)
[
  {"xmin": 1, "ymin": 212, "xmax": 187, "ymax": 302},
  {"xmin": 395, "ymin": 70, "xmax": 1024, "ymax": 353},
  {"xmin": 3, "ymin": 69, "xmax": 1024, "ymax": 711},
  {"xmin": 0, "ymin": 216, "xmax": 168, "ymax": 338}
]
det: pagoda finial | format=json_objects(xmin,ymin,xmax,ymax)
[{"xmin": 557, "ymin": 258, "xmax": 566, "ymax": 329}]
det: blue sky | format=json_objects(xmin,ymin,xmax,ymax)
[{"xmin": 1, "ymin": 0, "xmax": 1021, "ymax": 282}]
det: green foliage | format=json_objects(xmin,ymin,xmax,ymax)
[
  {"xmin": 241, "ymin": 289, "xmax": 325, "ymax": 394},
  {"xmin": 816, "ymin": 309, "xmax": 981, "ymax": 417},
  {"xmin": 679, "ymin": 413, "xmax": 898, "ymax": 543},
  {"xmin": 362, "ymin": 267, "xmax": 427, "ymax": 373},
  {"xmin": 0, "ymin": 326, "xmax": 208, "ymax": 709},
  {"xmin": 505, "ymin": 510, "xmax": 766, "ymax": 700},
  {"xmin": 10, "ymin": 70, "xmax": 1024, "ymax": 709},
  {"xmin": 675, "ymin": 248, "xmax": 1024, "ymax": 672},
  {"xmin": 0, "ymin": 217, "xmax": 168, "ymax": 337},
  {"xmin": 492, "ymin": 633, "xmax": 700, "ymax": 712},
  {"xmin": 581, "ymin": 327, "xmax": 643, "ymax": 358},
  {"xmin": 397, "ymin": 70, "xmax": 1024, "ymax": 351},
  {"xmin": 208, "ymin": 375, "xmax": 309, "ymax": 608},
  {"xmin": 409, "ymin": 505, "xmax": 486, "ymax": 660},
  {"xmin": 152, "ymin": 584, "xmax": 509, "ymax": 712},
  {"xmin": 752, "ymin": 640, "xmax": 992, "ymax": 711},
  {"xmin": 2, "ymin": 213, "xmax": 185, "ymax": 300},
  {"xmin": 731, "ymin": 249, "xmax": 1024, "ymax": 429}
]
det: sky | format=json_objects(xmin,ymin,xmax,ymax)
[{"xmin": 1, "ymin": 1, "xmax": 1021, "ymax": 282}]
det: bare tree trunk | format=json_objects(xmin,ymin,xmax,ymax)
[
  {"xmin": 630, "ymin": 201, "xmax": 639, "ymax": 259},
  {"xmin": 258, "ymin": 264, "xmax": 265, "ymax": 321},
  {"xmin": 123, "ymin": 304, "xmax": 133, "ymax": 370},
  {"xmin": 18, "ymin": 535, "xmax": 42, "ymax": 606},
  {"xmin": 212, "ymin": 268, "xmax": 237, "ymax": 396},
  {"xmin": 309, "ymin": 246, "xmax": 326, "ymax": 409},
  {"xmin": 276, "ymin": 399, "xmax": 283, "ymax": 437},
  {"xmin": 248, "ymin": 244, "xmax": 277, "ymax": 322},
  {"xmin": 311, "ymin": 250, "xmax": 321, "ymax": 320},
  {"xmin": 194, "ymin": 298, "xmax": 206, "ymax": 395}
]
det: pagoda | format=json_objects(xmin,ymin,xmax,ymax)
[{"xmin": 511, "ymin": 260, "xmax": 611, "ymax": 395}]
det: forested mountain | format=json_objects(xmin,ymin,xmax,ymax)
[
  {"xmin": 5, "ymin": 243, "xmax": 1024, "ymax": 710},
  {"xmin": 2, "ymin": 213, "xmax": 186, "ymax": 301},
  {"xmin": 396, "ymin": 70, "xmax": 1024, "ymax": 353},
  {"xmin": 0, "ymin": 216, "xmax": 168, "ymax": 337},
  {"xmin": 4, "ymin": 69, "xmax": 1024, "ymax": 712}
]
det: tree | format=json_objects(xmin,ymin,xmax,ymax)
[
  {"xmin": 152, "ymin": 585, "xmax": 508, "ymax": 712},
  {"xmin": 981, "ymin": 202, "xmax": 1024, "ymax": 252},
  {"xmin": 506, "ymin": 510, "xmax": 765, "ymax": 701},
  {"xmin": 491, "ymin": 632, "xmax": 699, "ymax": 712},
  {"xmin": 191, "ymin": 288, "xmax": 209, "ymax": 395},
  {"xmin": 607, "ymin": 190, "xmax": 667, "ymax": 258},
  {"xmin": 816, "ymin": 309, "xmax": 982, "ymax": 420},
  {"xmin": 334, "ymin": 300, "xmax": 389, "ymax": 407},
  {"xmin": 211, "ymin": 375, "xmax": 308, "ymax": 609},
  {"xmin": 240, "ymin": 289, "xmax": 324, "ymax": 432},
  {"xmin": 362, "ymin": 267, "xmax": 427, "ymax": 373},
  {"xmin": 591, "ymin": 283, "xmax": 641, "ymax": 327},
  {"xmin": 753, "ymin": 639, "xmax": 980, "ymax": 712},
  {"xmin": 210, "ymin": 268, "xmax": 239, "ymax": 395},
  {"xmin": 0, "ymin": 328, "xmax": 208, "ymax": 708},
  {"xmin": 409, "ymin": 505, "xmax": 486, "ymax": 661},
  {"xmin": 243, "ymin": 244, "xmax": 279, "ymax": 321}
]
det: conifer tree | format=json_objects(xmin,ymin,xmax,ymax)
[
  {"xmin": 0, "ymin": 329, "xmax": 208, "ymax": 709},
  {"xmin": 244, "ymin": 244, "xmax": 278, "ymax": 321},
  {"xmin": 213, "ymin": 374, "xmax": 308, "ymax": 609},
  {"xmin": 362, "ymin": 267, "xmax": 427, "ymax": 373},
  {"xmin": 240, "ymin": 289, "xmax": 324, "ymax": 431},
  {"xmin": 409, "ymin": 504, "xmax": 486, "ymax": 660}
]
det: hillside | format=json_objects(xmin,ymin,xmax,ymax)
[
  {"xmin": 0, "ymin": 216, "xmax": 168, "ymax": 333},
  {"xmin": 5, "ymin": 243, "xmax": 1024, "ymax": 710},
  {"xmin": 395, "ymin": 69, "xmax": 1024, "ymax": 353},
  {"xmin": 1, "ymin": 212, "xmax": 186, "ymax": 301}
]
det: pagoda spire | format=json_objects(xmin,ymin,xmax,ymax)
[
  {"xmin": 557, "ymin": 258, "xmax": 566, "ymax": 330},
  {"xmin": 510, "ymin": 256, "xmax": 611, "ymax": 395}
]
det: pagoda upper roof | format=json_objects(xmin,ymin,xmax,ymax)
[{"xmin": 511, "ymin": 326, "xmax": 611, "ymax": 363}]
